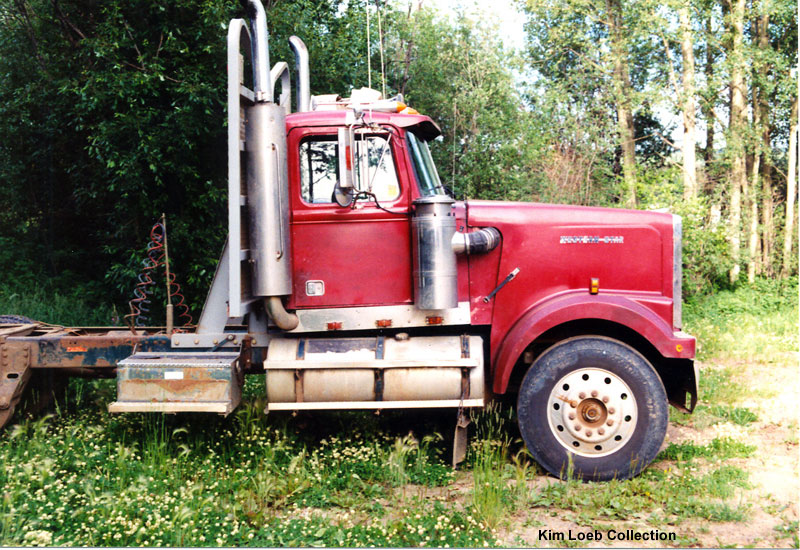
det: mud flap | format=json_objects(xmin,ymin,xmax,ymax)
[
  {"xmin": 657, "ymin": 358, "xmax": 698, "ymax": 413},
  {"xmin": 452, "ymin": 408, "xmax": 470, "ymax": 467}
]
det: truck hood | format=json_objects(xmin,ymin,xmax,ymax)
[{"xmin": 462, "ymin": 198, "xmax": 677, "ymax": 330}]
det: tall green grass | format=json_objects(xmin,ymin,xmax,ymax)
[
  {"xmin": 684, "ymin": 277, "xmax": 798, "ymax": 360},
  {"xmin": 0, "ymin": 391, "xmax": 496, "ymax": 547},
  {"xmin": 0, "ymin": 287, "xmax": 116, "ymax": 326}
]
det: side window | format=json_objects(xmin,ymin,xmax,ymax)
[
  {"xmin": 299, "ymin": 138, "xmax": 338, "ymax": 204},
  {"xmin": 358, "ymin": 136, "xmax": 400, "ymax": 202},
  {"xmin": 299, "ymin": 134, "xmax": 400, "ymax": 204}
]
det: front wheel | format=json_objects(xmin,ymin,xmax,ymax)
[{"xmin": 517, "ymin": 336, "xmax": 667, "ymax": 481}]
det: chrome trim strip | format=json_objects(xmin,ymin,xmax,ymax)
[{"xmin": 672, "ymin": 214, "xmax": 683, "ymax": 329}]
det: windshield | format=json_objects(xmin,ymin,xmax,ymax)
[{"xmin": 407, "ymin": 131, "xmax": 446, "ymax": 197}]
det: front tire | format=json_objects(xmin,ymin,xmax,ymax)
[{"xmin": 517, "ymin": 336, "xmax": 667, "ymax": 481}]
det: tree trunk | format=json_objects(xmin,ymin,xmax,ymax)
[
  {"xmin": 747, "ymin": 140, "xmax": 760, "ymax": 283},
  {"xmin": 606, "ymin": 0, "xmax": 637, "ymax": 207},
  {"xmin": 782, "ymin": 96, "xmax": 798, "ymax": 277},
  {"xmin": 727, "ymin": 0, "xmax": 747, "ymax": 285},
  {"xmin": 761, "ymin": 150, "xmax": 774, "ymax": 274},
  {"xmin": 702, "ymin": 13, "xmax": 715, "ymax": 173},
  {"xmin": 679, "ymin": 5, "xmax": 697, "ymax": 199},
  {"xmin": 756, "ymin": 10, "xmax": 773, "ymax": 276}
]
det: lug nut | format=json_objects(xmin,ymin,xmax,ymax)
[
  {"xmin": 585, "ymin": 430, "xmax": 592, "ymax": 436},
  {"xmin": 578, "ymin": 392, "xmax": 586, "ymax": 399},
  {"xmin": 574, "ymin": 425, "xmax": 581, "ymax": 431},
  {"xmin": 568, "ymin": 413, "xmax": 575, "ymax": 420},
  {"xmin": 607, "ymin": 420, "xmax": 614, "ymax": 426},
  {"xmin": 598, "ymin": 428, "xmax": 605, "ymax": 435},
  {"xmin": 608, "ymin": 407, "xmax": 615, "ymax": 414},
  {"xmin": 602, "ymin": 396, "xmax": 609, "ymax": 403},
  {"xmin": 570, "ymin": 401, "xmax": 577, "ymax": 408},
  {"xmin": 591, "ymin": 390, "xmax": 598, "ymax": 397}
]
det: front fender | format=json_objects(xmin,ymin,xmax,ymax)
[{"xmin": 492, "ymin": 292, "xmax": 696, "ymax": 394}]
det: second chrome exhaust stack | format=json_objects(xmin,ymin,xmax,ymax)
[{"xmin": 289, "ymin": 36, "xmax": 310, "ymax": 112}]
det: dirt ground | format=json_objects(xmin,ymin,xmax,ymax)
[
  {"xmin": 404, "ymin": 354, "xmax": 800, "ymax": 548},
  {"xmin": 496, "ymin": 353, "xmax": 800, "ymax": 548}
]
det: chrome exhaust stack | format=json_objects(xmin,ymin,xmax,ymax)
[
  {"xmin": 289, "ymin": 36, "xmax": 311, "ymax": 112},
  {"xmin": 243, "ymin": 0, "xmax": 271, "ymax": 101},
  {"xmin": 242, "ymin": 0, "xmax": 297, "ymax": 330}
]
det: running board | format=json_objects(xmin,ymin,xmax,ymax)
[
  {"xmin": 108, "ymin": 401, "xmax": 231, "ymax": 414},
  {"xmin": 266, "ymin": 398, "xmax": 484, "ymax": 412}
]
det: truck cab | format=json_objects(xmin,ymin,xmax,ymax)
[{"xmin": 0, "ymin": 0, "xmax": 697, "ymax": 483}]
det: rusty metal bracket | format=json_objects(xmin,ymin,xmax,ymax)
[
  {"xmin": 452, "ymin": 408, "xmax": 470, "ymax": 467},
  {"xmin": 240, "ymin": 335, "xmax": 253, "ymax": 372},
  {"xmin": 0, "ymin": 340, "xmax": 33, "ymax": 429},
  {"xmin": 460, "ymin": 334, "xmax": 470, "ymax": 359},
  {"xmin": 294, "ymin": 369, "xmax": 304, "ymax": 403},
  {"xmin": 375, "ymin": 336, "xmax": 385, "ymax": 360},
  {"xmin": 453, "ymin": 334, "xmax": 472, "ymax": 467},
  {"xmin": 374, "ymin": 369, "xmax": 384, "ymax": 401}
]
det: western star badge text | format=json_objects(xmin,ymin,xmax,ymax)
[{"xmin": 560, "ymin": 235, "xmax": 624, "ymax": 244}]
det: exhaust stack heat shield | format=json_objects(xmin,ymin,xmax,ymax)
[
  {"xmin": 245, "ymin": 102, "xmax": 292, "ymax": 297},
  {"xmin": 412, "ymin": 196, "xmax": 458, "ymax": 310}
]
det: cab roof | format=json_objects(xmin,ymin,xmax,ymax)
[{"xmin": 286, "ymin": 110, "xmax": 441, "ymax": 140}]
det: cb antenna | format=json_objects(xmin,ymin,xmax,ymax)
[
  {"xmin": 366, "ymin": 3, "xmax": 372, "ymax": 89},
  {"xmin": 377, "ymin": 1, "xmax": 386, "ymax": 98}
]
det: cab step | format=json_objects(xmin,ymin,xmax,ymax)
[{"xmin": 108, "ymin": 351, "xmax": 242, "ymax": 415}]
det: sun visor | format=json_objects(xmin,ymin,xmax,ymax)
[{"xmin": 402, "ymin": 119, "xmax": 441, "ymax": 141}]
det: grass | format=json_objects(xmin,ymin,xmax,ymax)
[
  {"xmin": 0, "ymin": 288, "xmax": 116, "ymax": 326},
  {"xmin": 468, "ymin": 404, "xmax": 525, "ymax": 530},
  {"xmin": 684, "ymin": 276, "xmax": 798, "ymax": 361},
  {"xmin": 1, "ymin": 276, "xmax": 797, "ymax": 546},
  {"xmin": 529, "ymin": 442, "xmax": 753, "ymax": 525},
  {"xmin": 657, "ymin": 437, "xmax": 755, "ymax": 461},
  {"xmin": 1, "ymin": 386, "xmax": 498, "ymax": 547}
]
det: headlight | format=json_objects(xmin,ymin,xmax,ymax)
[{"xmin": 672, "ymin": 214, "xmax": 683, "ymax": 329}]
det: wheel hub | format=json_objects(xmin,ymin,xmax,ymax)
[
  {"xmin": 548, "ymin": 367, "xmax": 637, "ymax": 457},
  {"xmin": 577, "ymin": 398, "xmax": 606, "ymax": 425}
]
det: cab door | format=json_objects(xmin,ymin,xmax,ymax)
[{"xmin": 287, "ymin": 126, "xmax": 413, "ymax": 309}]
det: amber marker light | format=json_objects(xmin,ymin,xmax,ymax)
[
  {"xmin": 426, "ymin": 316, "xmax": 444, "ymax": 325},
  {"xmin": 590, "ymin": 277, "xmax": 600, "ymax": 295}
]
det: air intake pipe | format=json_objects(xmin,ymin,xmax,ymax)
[
  {"xmin": 243, "ymin": 0, "xmax": 298, "ymax": 330},
  {"xmin": 289, "ymin": 36, "xmax": 310, "ymax": 113},
  {"xmin": 451, "ymin": 227, "xmax": 501, "ymax": 255}
]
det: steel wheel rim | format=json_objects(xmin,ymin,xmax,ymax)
[{"xmin": 547, "ymin": 367, "xmax": 638, "ymax": 457}]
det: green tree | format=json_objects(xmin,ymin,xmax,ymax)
[
  {"xmin": 0, "ymin": 0, "xmax": 389, "ymax": 319},
  {"xmin": 385, "ymin": 5, "xmax": 537, "ymax": 201}
]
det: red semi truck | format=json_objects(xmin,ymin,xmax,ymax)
[{"xmin": 0, "ymin": 0, "xmax": 696, "ymax": 481}]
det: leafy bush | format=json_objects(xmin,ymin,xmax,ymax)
[{"xmin": 638, "ymin": 164, "xmax": 731, "ymax": 297}]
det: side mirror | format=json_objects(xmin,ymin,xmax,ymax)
[{"xmin": 335, "ymin": 127, "xmax": 355, "ymax": 207}]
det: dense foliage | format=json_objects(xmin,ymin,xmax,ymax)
[{"xmin": 0, "ymin": 0, "xmax": 796, "ymax": 322}]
